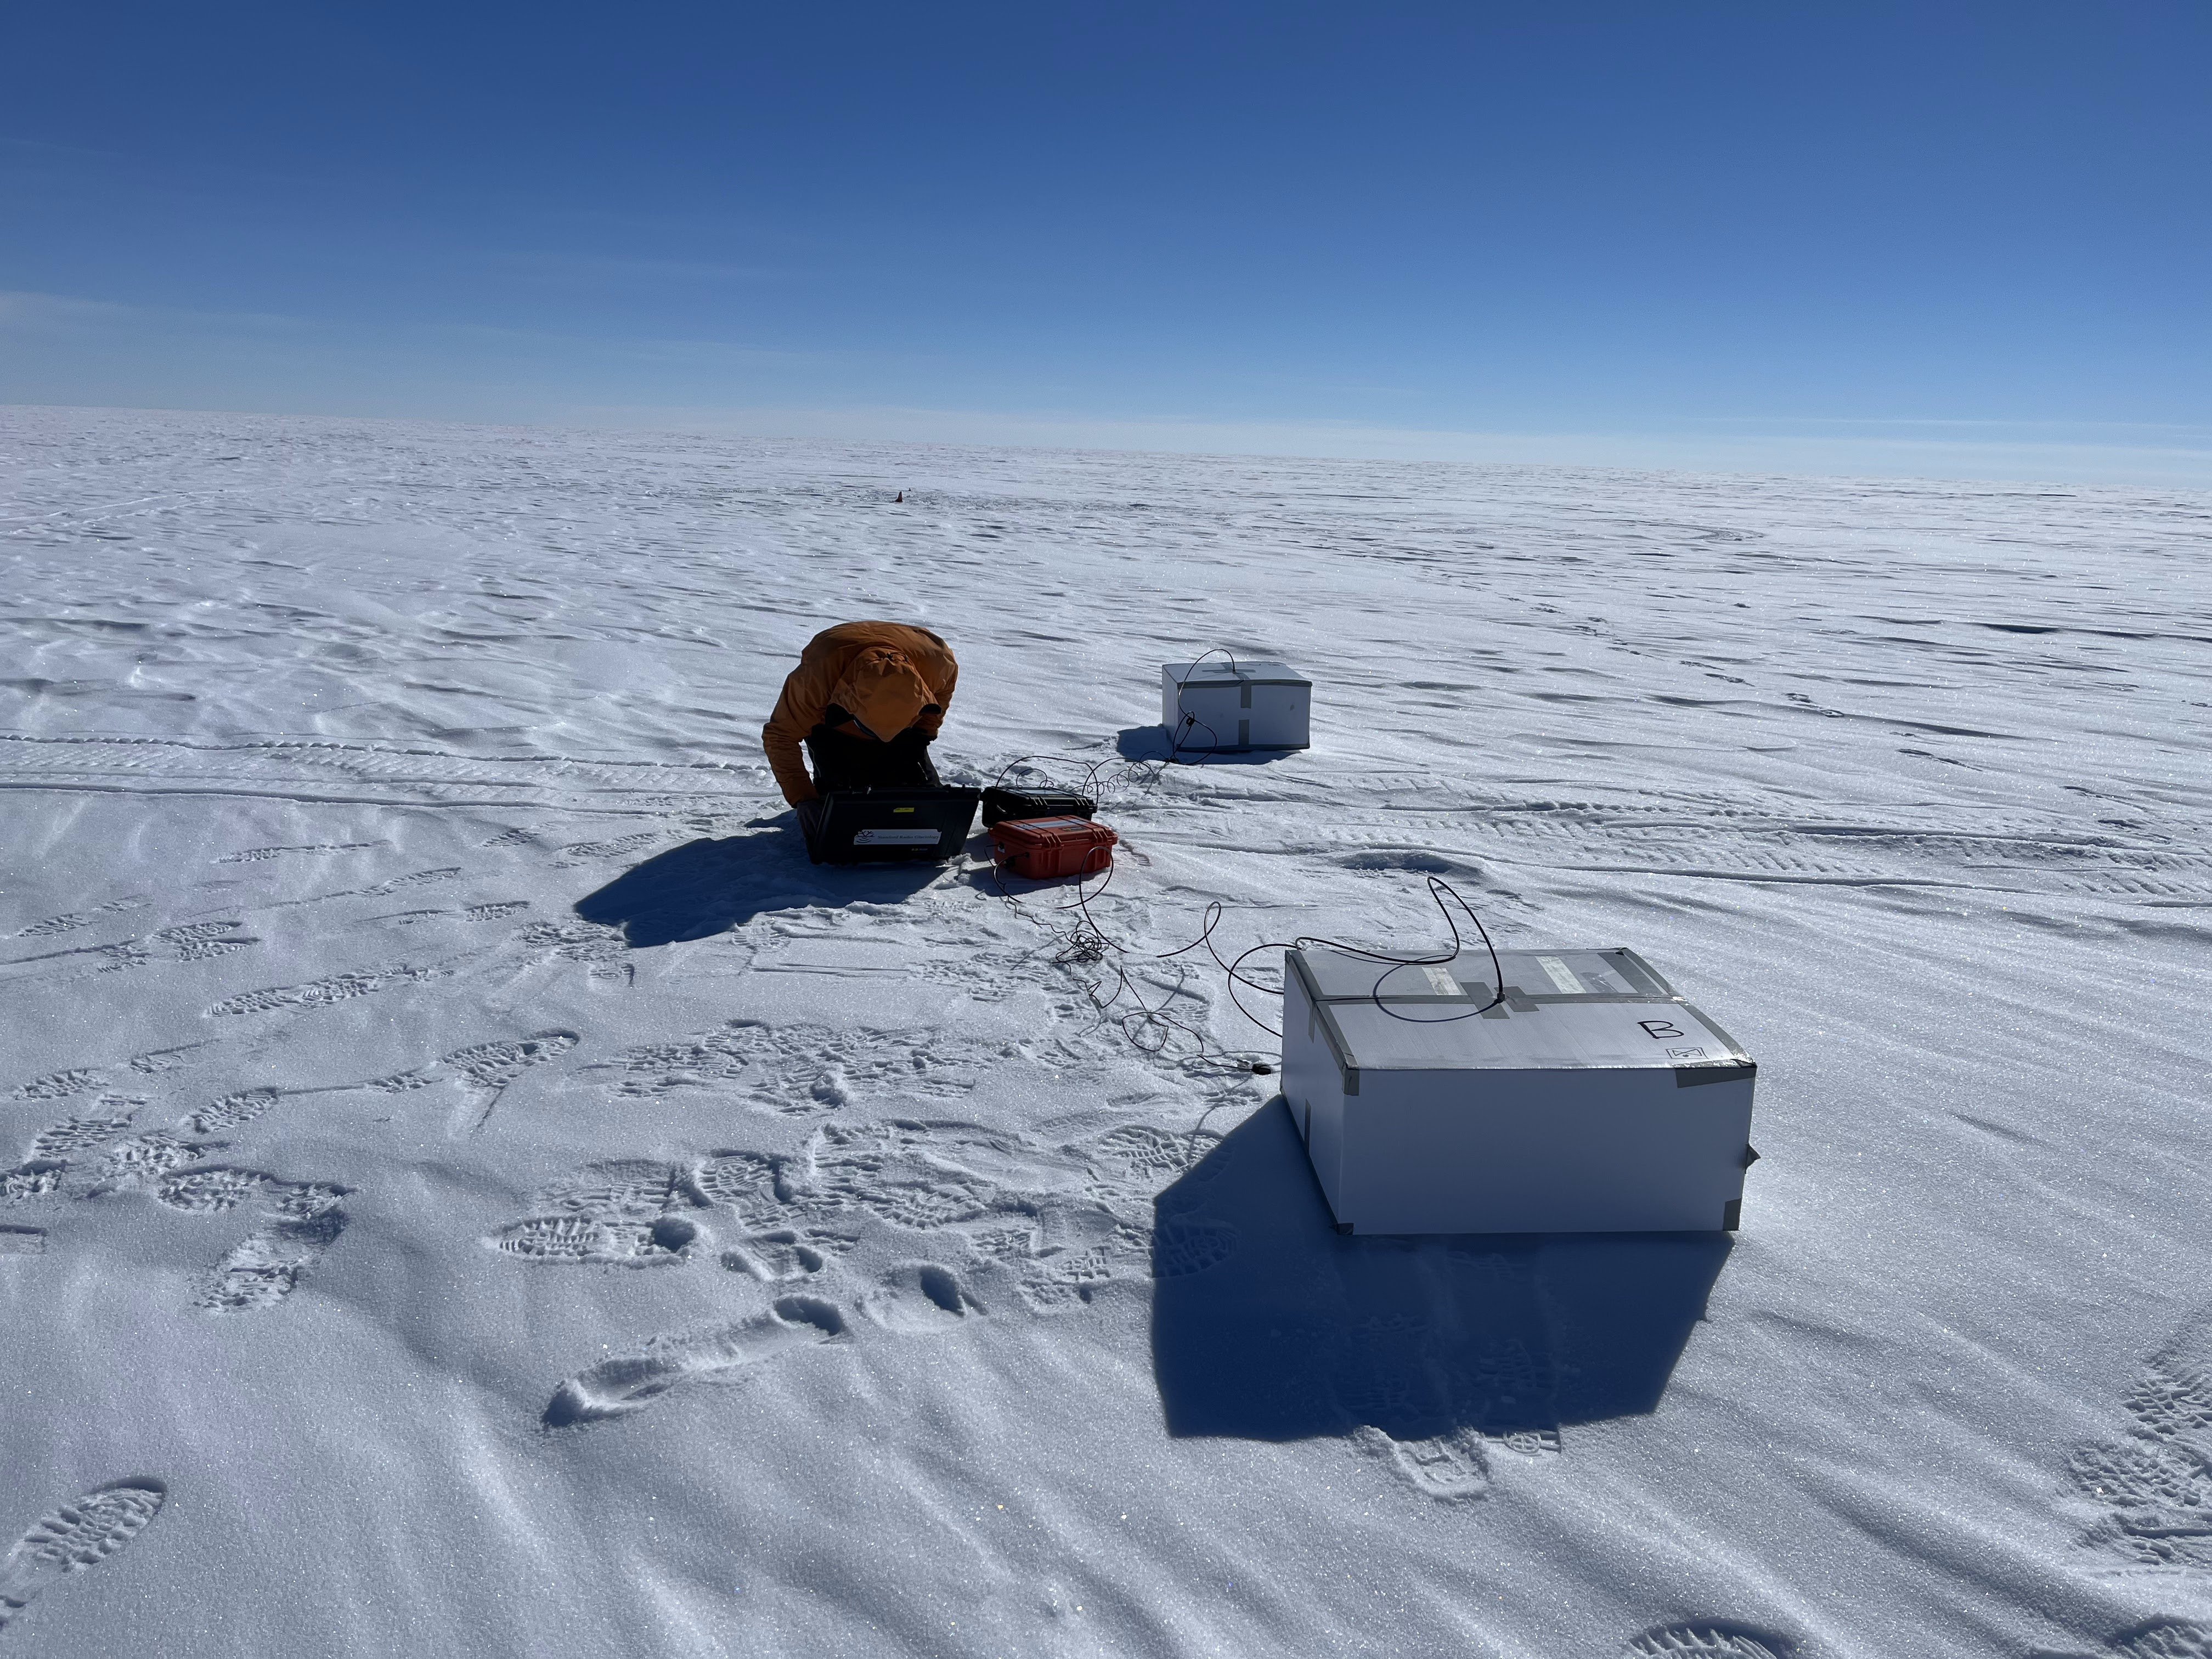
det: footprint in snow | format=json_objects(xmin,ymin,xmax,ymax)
[
  {"xmin": 365, "ymin": 1029, "xmax": 580, "ymax": 1135},
  {"xmin": 2073, "ymin": 1346, "xmax": 2212, "ymax": 1568},
  {"xmin": 543, "ymin": 1297, "xmax": 847, "ymax": 1427},
  {"xmin": 0, "ymin": 1480, "xmax": 166, "ymax": 1634},
  {"xmin": 1352, "ymin": 1424, "xmax": 1491, "ymax": 1502},
  {"xmin": 863, "ymin": 1262, "xmax": 986, "ymax": 1333},
  {"xmin": 720, "ymin": 1227, "xmax": 857, "ymax": 1282},
  {"xmin": 195, "ymin": 1181, "xmax": 349, "ymax": 1314},
  {"xmin": 2, "ymin": 1106, "xmax": 142, "ymax": 1201},
  {"xmin": 2098, "ymin": 1625, "xmax": 2211, "ymax": 1659},
  {"xmin": 1626, "ymin": 1627, "xmax": 1794, "ymax": 1658},
  {"xmin": 486, "ymin": 1158, "xmax": 704, "ymax": 1267}
]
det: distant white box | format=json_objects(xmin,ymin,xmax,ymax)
[
  {"xmin": 1161, "ymin": 659, "xmax": 1311, "ymax": 752},
  {"xmin": 1281, "ymin": 944, "xmax": 1757, "ymax": 1235}
]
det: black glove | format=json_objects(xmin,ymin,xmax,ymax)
[{"xmin": 887, "ymin": 726, "xmax": 935, "ymax": 758}]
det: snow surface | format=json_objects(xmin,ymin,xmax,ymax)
[{"xmin": 2, "ymin": 404, "xmax": 2209, "ymax": 1659}]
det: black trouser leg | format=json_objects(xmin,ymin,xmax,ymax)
[{"xmin": 804, "ymin": 727, "xmax": 940, "ymax": 793}]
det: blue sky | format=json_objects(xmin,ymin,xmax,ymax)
[{"xmin": 3, "ymin": 1, "xmax": 2208, "ymax": 482}]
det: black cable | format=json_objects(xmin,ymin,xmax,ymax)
[
  {"xmin": 1178, "ymin": 645, "xmax": 1242, "ymax": 680},
  {"xmin": 984, "ymin": 644, "xmax": 1249, "ymax": 802},
  {"xmin": 1164, "ymin": 877, "xmax": 1508, "ymax": 1039},
  {"xmin": 989, "ymin": 751, "xmax": 1115, "ymax": 795},
  {"xmin": 984, "ymin": 845, "xmax": 1271, "ymax": 1080},
  {"xmin": 1158, "ymin": 646, "xmax": 1242, "ymax": 775},
  {"xmin": 991, "ymin": 851, "xmax": 1504, "ymax": 1069}
]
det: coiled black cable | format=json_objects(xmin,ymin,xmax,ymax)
[
  {"xmin": 1163, "ymin": 877, "xmax": 1507, "ymax": 1038},
  {"xmin": 985, "ymin": 840, "xmax": 1271, "ymax": 1080}
]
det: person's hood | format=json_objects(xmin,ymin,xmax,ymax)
[{"xmin": 833, "ymin": 647, "xmax": 932, "ymax": 738}]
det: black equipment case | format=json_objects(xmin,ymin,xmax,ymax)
[
  {"xmin": 799, "ymin": 787, "xmax": 981, "ymax": 865},
  {"xmin": 981, "ymin": 786, "xmax": 1097, "ymax": 827}
]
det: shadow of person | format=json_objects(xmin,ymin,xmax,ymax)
[
  {"xmin": 1116, "ymin": 725, "xmax": 1299, "ymax": 766},
  {"xmin": 1151, "ymin": 1100, "xmax": 1733, "ymax": 1443},
  {"xmin": 573, "ymin": 822, "xmax": 947, "ymax": 947}
]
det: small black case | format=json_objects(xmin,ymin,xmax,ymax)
[{"xmin": 981, "ymin": 786, "xmax": 1097, "ymax": 827}]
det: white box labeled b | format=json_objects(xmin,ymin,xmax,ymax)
[{"xmin": 1280, "ymin": 944, "xmax": 1757, "ymax": 1235}]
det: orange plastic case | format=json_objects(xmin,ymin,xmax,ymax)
[{"xmin": 988, "ymin": 815, "xmax": 1119, "ymax": 879}]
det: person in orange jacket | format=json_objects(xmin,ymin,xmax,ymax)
[{"xmin": 762, "ymin": 620, "xmax": 960, "ymax": 807}]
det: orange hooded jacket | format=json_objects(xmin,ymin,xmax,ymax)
[{"xmin": 762, "ymin": 620, "xmax": 959, "ymax": 805}]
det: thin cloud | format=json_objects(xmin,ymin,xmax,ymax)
[
  {"xmin": 0, "ymin": 289, "xmax": 311, "ymax": 335},
  {"xmin": 476, "ymin": 250, "xmax": 791, "ymax": 285},
  {"xmin": 0, "ymin": 290, "xmax": 134, "ymax": 328},
  {"xmin": 0, "ymin": 288, "xmax": 894, "ymax": 369}
]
